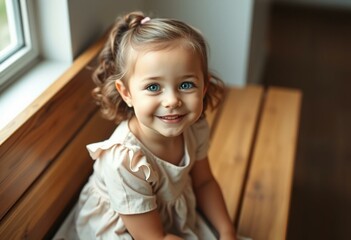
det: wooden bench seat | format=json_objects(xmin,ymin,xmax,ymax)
[
  {"xmin": 209, "ymin": 86, "xmax": 301, "ymax": 240},
  {"xmin": 0, "ymin": 37, "xmax": 301, "ymax": 240}
]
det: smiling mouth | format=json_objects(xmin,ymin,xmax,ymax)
[{"xmin": 157, "ymin": 114, "xmax": 185, "ymax": 121}]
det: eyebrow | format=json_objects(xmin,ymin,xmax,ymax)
[
  {"xmin": 141, "ymin": 76, "xmax": 163, "ymax": 82},
  {"xmin": 141, "ymin": 74, "xmax": 200, "ymax": 82},
  {"xmin": 181, "ymin": 74, "xmax": 199, "ymax": 80}
]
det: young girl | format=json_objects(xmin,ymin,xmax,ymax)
[{"xmin": 75, "ymin": 11, "xmax": 237, "ymax": 240}]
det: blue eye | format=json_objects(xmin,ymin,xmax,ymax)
[
  {"xmin": 180, "ymin": 82, "xmax": 195, "ymax": 90},
  {"xmin": 147, "ymin": 84, "xmax": 160, "ymax": 92}
]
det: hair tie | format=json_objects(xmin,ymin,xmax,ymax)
[{"xmin": 141, "ymin": 17, "xmax": 151, "ymax": 24}]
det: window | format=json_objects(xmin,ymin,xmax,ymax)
[
  {"xmin": 0, "ymin": 0, "xmax": 38, "ymax": 90},
  {"xmin": 0, "ymin": 0, "xmax": 23, "ymax": 63}
]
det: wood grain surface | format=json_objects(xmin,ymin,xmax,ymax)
[
  {"xmin": 209, "ymin": 86, "xmax": 264, "ymax": 222},
  {"xmin": 238, "ymin": 87, "xmax": 302, "ymax": 240}
]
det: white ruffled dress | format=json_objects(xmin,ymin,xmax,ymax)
[{"xmin": 75, "ymin": 118, "xmax": 216, "ymax": 239}]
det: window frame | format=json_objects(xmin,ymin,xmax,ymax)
[
  {"xmin": 0, "ymin": 0, "xmax": 39, "ymax": 91},
  {"xmin": 0, "ymin": 0, "xmax": 24, "ymax": 63}
]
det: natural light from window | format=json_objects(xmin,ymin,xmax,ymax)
[
  {"xmin": 0, "ymin": 0, "xmax": 39, "ymax": 92},
  {"xmin": 0, "ymin": 0, "xmax": 11, "ymax": 52},
  {"xmin": 0, "ymin": 0, "xmax": 75, "ymax": 132},
  {"xmin": 0, "ymin": 0, "xmax": 24, "ymax": 64}
]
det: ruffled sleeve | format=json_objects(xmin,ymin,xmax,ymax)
[
  {"xmin": 191, "ymin": 118, "xmax": 210, "ymax": 160},
  {"xmin": 86, "ymin": 141, "xmax": 158, "ymax": 215}
]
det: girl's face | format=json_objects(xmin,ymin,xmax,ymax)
[{"xmin": 117, "ymin": 45, "xmax": 205, "ymax": 139}]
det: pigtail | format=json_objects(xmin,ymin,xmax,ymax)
[
  {"xmin": 91, "ymin": 11, "xmax": 145, "ymax": 123},
  {"xmin": 204, "ymin": 74, "xmax": 225, "ymax": 112}
]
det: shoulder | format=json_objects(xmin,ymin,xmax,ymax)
[
  {"xmin": 86, "ymin": 120, "xmax": 157, "ymax": 182},
  {"xmin": 86, "ymin": 120, "xmax": 142, "ymax": 166}
]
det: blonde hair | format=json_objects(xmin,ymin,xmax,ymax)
[{"xmin": 92, "ymin": 11, "xmax": 224, "ymax": 124}]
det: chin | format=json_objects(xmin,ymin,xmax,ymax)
[
  {"xmin": 157, "ymin": 126, "xmax": 187, "ymax": 137},
  {"xmin": 159, "ymin": 131, "xmax": 183, "ymax": 138}
]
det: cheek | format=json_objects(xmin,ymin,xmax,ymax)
[
  {"xmin": 132, "ymin": 95, "xmax": 158, "ymax": 115},
  {"xmin": 186, "ymin": 93, "xmax": 204, "ymax": 111}
]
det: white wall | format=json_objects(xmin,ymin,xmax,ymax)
[
  {"xmin": 145, "ymin": 0, "xmax": 254, "ymax": 86},
  {"xmin": 35, "ymin": 0, "xmax": 72, "ymax": 61},
  {"xmin": 68, "ymin": 0, "xmax": 146, "ymax": 59},
  {"xmin": 35, "ymin": 0, "xmax": 146, "ymax": 61},
  {"xmin": 64, "ymin": 0, "xmax": 263, "ymax": 86}
]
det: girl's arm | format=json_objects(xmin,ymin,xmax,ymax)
[
  {"xmin": 120, "ymin": 210, "xmax": 183, "ymax": 240},
  {"xmin": 190, "ymin": 157, "xmax": 237, "ymax": 240}
]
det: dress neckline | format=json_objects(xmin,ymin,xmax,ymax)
[{"xmin": 124, "ymin": 120, "xmax": 190, "ymax": 168}]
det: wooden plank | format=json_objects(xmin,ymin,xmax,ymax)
[
  {"xmin": 238, "ymin": 87, "xmax": 302, "ymax": 240},
  {"xmin": 0, "ymin": 112, "xmax": 116, "ymax": 239},
  {"xmin": 0, "ymin": 68, "xmax": 97, "ymax": 220},
  {"xmin": 0, "ymin": 37, "xmax": 104, "ymax": 220},
  {"xmin": 208, "ymin": 85, "xmax": 263, "ymax": 222}
]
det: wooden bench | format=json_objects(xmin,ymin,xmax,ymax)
[
  {"xmin": 208, "ymin": 86, "xmax": 301, "ymax": 239},
  {"xmin": 0, "ymin": 37, "xmax": 302, "ymax": 240}
]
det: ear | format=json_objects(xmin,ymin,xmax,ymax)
[{"xmin": 115, "ymin": 79, "xmax": 133, "ymax": 107}]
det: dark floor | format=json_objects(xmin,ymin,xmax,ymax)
[{"xmin": 262, "ymin": 3, "xmax": 351, "ymax": 240}]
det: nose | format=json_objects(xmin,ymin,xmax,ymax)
[{"xmin": 162, "ymin": 91, "xmax": 182, "ymax": 109}]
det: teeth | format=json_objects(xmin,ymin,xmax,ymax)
[{"xmin": 161, "ymin": 115, "xmax": 180, "ymax": 120}]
